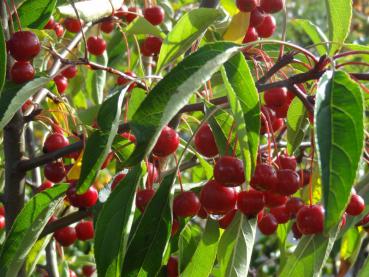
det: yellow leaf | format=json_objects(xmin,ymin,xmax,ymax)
[
  {"xmin": 223, "ymin": 12, "xmax": 250, "ymax": 43},
  {"xmin": 46, "ymin": 98, "xmax": 70, "ymax": 133},
  {"xmin": 67, "ymin": 151, "xmax": 84, "ymax": 180}
]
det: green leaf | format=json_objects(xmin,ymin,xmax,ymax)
[
  {"xmin": 122, "ymin": 172, "xmax": 175, "ymax": 277},
  {"xmin": 15, "ymin": 0, "xmax": 57, "ymax": 29},
  {"xmin": 25, "ymin": 236, "xmax": 51, "ymax": 276},
  {"xmin": 178, "ymin": 223, "xmax": 202, "ymax": 272},
  {"xmin": 86, "ymin": 52, "xmax": 108, "ymax": 105},
  {"xmin": 290, "ymin": 19, "xmax": 328, "ymax": 56},
  {"xmin": 340, "ymin": 227, "xmax": 363, "ymax": 263},
  {"xmin": 156, "ymin": 8, "xmax": 223, "ymax": 72},
  {"xmin": 95, "ymin": 166, "xmax": 143, "ymax": 277},
  {"xmin": 77, "ymin": 87, "xmax": 128, "ymax": 193},
  {"xmin": 217, "ymin": 212, "xmax": 257, "ymax": 277},
  {"xmin": 182, "ymin": 220, "xmax": 220, "ymax": 277},
  {"xmin": 125, "ymin": 17, "xmax": 165, "ymax": 38},
  {"xmin": 359, "ymin": 254, "xmax": 369, "ymax": 277},
  {"xmin": 112, "ymin": 135, "xmax": 135, "ymax": 163},
  {"xmin": 0, "ymin": 78, "xmax": 50, "ymax": 130},
  {"xmin": 286, "ymin": 97, "xmax": 309, "ymax": 155},
  {"xmin": 325, "ymin": 0, "xmax": 352, "ymax": 55},
  {"xmin": 223, "ymin": 53, "xmax": 260, "ymax": 181},
  {"xmin": 125, "ymin": 42, "xmax": 241, "ymax": 166},
  {"xmin": 0, "ymin": 21, "xmax": 6, "ymax": 94},
  {"xmin": 315, "ymin": 71, "xmax": 365, "ymax": 231},
  {"xmin": 0, "ymin": 184, "xmax": 68, "ymax": 277},
  {"xmin": 220, "ymin": 0, "xmax": 238, "ymax": 16}
]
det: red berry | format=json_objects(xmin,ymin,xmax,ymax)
[
  {"xmin": 219, "ymin": 209, "xmax": 237, "ymax": 229},
  {"xmin": 114, "ymin": 5, "xmax": 128, "ymax": 18},
  {"xmin": 273, "ymin": 102, "xmax": 289, "ymax": 118},
  {"xmin": 82, "ymin": 265, "xmax": 96, "ymax": 277},
  {"xmin": 146, "ymin": 162, "xmax": 159, "ymax": 187},
  {"xmin": 250, "ymin": 8, "xmax": 265, "ymax": 27},
  {"xmin": 194, "ymin": 124, "xmax": 218, "ymax": 157},
  {"xmin": 44, "ymin": 17, "xmax": 56, "ymax": 29},
  {"xmin": 67, "ymin": 186, "xmax": 98, "ymax": 208},
  {"xmin": 0, "ymin": 215, "xmax": 5, "ymax": 230},
  {"xmin": 144, "ymin": 6, "xmax": 165, "ymax": 25},
  {"xmin": 256, "ymin": 15, "xmax": 276, "ymax": 38},
  {"xmin": 44, "ymin": 162, "xmax": 66, "ymax": 183},
  {"xmin": 238, "ymin": 190, "xmax": 265, "ymax": 216},
  {"xmin": 167, "ymin": 256, "xmax": 179, "ymax": 277},
  {"xmin": 117, "ymin": 71, "xmax": 137, "ymax": 91},
  {"xmin": 141, "ymin": 36, "xmax": 163, "ymax": 56},
  {"xmin": 0, "ymin": 205, "xmax": 4, "ymax": 216},
  {"xmin": 54, "ymin": 75, "xmax": 68, "ymax": 94},
  {"xmin": 260, "ymin": 106, "xmax": 276, "ymax": 134},
  {"xmin": 69, "ymin": 269, "xmax": 77, "ymax": 277},
  {"xmin": 200, "ymin": 180, "xmax": 237, "ymax": 215},
  {"xmin": 54, "ymin": 23, "xmax": 64, "ymax": 37},
  {"xmin": 258, "ymin": 213, "xmax": 278, "ymax": 235},
  {"xmin": 272, "ymin": 118, "xmax": 284, "ymax": 132},
  {"xmin": 299, "ymin": 169, "xmax": 311, "ymax": 187},
  {"xmin": 121, "ymin": 132, "xmax": 136, "ymax": 143},
  {"xmin": 54, "ymin": 226, "xmax": 77, "ymax": 247},
  {"xmin": 264, "ymin": 87, "xmax": 288, "ymax": 109},
  {"xmin": 292, "ymin": 221, "xmax": 302, "ymax": 239},
  {"xmin": 44, "ymin": 133, "xmax": 69, "ymax": 153},
  {"xmin": 264, "ymin": 191, "xmax": 287, "ymax": 208},
  {"xmin": 100, "ymin": 20, "xmax": 115, "ymax": 33},
  {"xmin": 341, "ymin": 212, "xmax": 347, "ymax": 228},
  {"xmin": 346, "ymin": 194, "xmax": 365, "ymax": 216},
  {"xmin": 270, "ymin": 205, "xmax": 289, "ymax": 224},
  {"xmin": 76, "ymin": 220, "xmax": 94, "ymax": 241},
  {"xmin": 126, "ymin": 7, "xmax": 142, "ymax": 23},
  {"xmin": 243, "ymin": 27, "xmax": 258, "ymax": 43},
  {"xmin": 8, "ymin": 31, "xmax": 41, "ymax": 61},
  {"xmin": 171, "ymin": 218, "xmax": 180, "ymax": 236},
  {"xmin": 87, "ymin": 36, "xmax": 107, "ymax": 56},
  {"xmin": 251, "ymin": 163, "xmax": 278, "ymax": 191},
  {"xmin": 101, "ymin": 151, "xmax": 114, "ymax": 169},
  {"xmin": 277, "ymin": 154, "xmax": 297, "ymax": 171},
  {"xmin": 136, "ymin": 188, "xmax": 155, "ymax": 212},
  {"xmin": 197, "ymin": 206, "xmax": 208, "ymax": 219},
  {"xmin": 37, "ymin": 181, "xmax": 54, "ymax": 192},
  {"xmin": 173, "ymin": 191, "xmax": 201, "ymax": 218},
  {"xmin": 111, "ymin": 172, "xmax": 126, "ymax": 190},
  {"xmin": 153, "ymin": 126, "xmax": 180, "ymax": 157},
  {"xmin": 276, "ymin": 169, "xmax": 300, "ymax": 195},
  {"xmin": 296, "ymin": 205, "xmax": 324, "ymax": 235},
  {"xmin": 64, "ymin": 18, "xmax": 84, "ymax": 33},
  {"xmin": 358, "ymin": 213, "xmax": 369, "ymax": 227},
  {"xmin": 214, "ymin": 156, "xmax": 245, "ymax": 186},
  {"xmin": 62, "ymin": 65, "xmax": 78, "ymax": 79},
  {"xmin": 10, "ymin": 61, "xmax": 35, "ymax": 84},
  {"xmin": 236, "ymin": 0, "xmax": 257, "ymax": 12},
  {"xmin": 285, "ymin": 197, "xmax": 304, "ymax": 217},
  {"xmin": 260, "ymin": 0, "xmax": 285, "ymax": 14}
]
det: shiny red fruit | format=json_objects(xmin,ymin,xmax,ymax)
[
  {"xmin": 10, "ymin": 61, "xmax": 35, "ymax": 84},
  {"xmin": 251, "ymin": 163, "xmax": 278, "ymax": 191},
  {"xmin": 292, "ymin": 221, "xmax": 302, "ymax": 239},
  {"xmin": 274, "ymin": 102, "xmax": 289, "ymax": 118},
  {"xmin": 219, "ymin": 209, "xmax": 237, "ymax": 229},
  {"xmin": 277, "ymin": 154, "xmax": 297, "ymax": 171},
  {"xmin": 69, "ymin": 270, "xmax": 77, "ymax": 277},
  {"xmin": 0, "ymin": 215, "xmax": 5, "ymax": 230},
  {"xmin": 358, "ymin": 213, "xmax": 369, "ymax": 227},
  {"xmin": 54, "ymin": 226, "xmax": 77, "ymax": 247},
  {"xmin": 0, "ymin": 205, "xmax": 5, "ymax": 216},
  {"xmin": 82, "ymin": 265, "xmax": 96, "ymax": 277},
  {"xmin": 258, "ymin": 213, "xmax": 278, "ymax": 235},
  {"xmin": 54, "ymin": 23, "xmax": 64, "ymax": 37},
  {"xmin": 200, "ymin": 180, "xmax": 237, "ymax": 215},
  {"xmin": 237, "ymin": 190, "xmax": 265, "ymax": 216},
  {"xmin": 126, "ymin": 7, "xmax": 142, "ymax": 23},
  {"xmin": 8, "ymin": 31, "xmax": 41, "ymax": 61},
  {"xmin": 167, "ymin": 256, "xmax": 179, "ymax": 277},
  {"xmin": 194, "ymin": 124, "xmax": 218, "ymax": 157},
  {"xmin": 296, "ymin": 205, "xmax": 324, "ymax": 235},
  {"xmin": 87, "ymin": 36, "xmax": 106, "ymax": 56},
  {"xmin": 62, "ymin": 65, "xmax": 78, "ymax": 79},
  {"xmin": 54, "ymin": 75, "xmax": 68, "ymax": 94},
  {"xmin": 44, "ymin": 161, "xmax": 66, "ymax": 183},
  {"xmin": 276, "ymin": 169, "xmax": 300, "ymax": 195},
  {"xmin": 67, "ymin": 186, "xmax": 98, "ymax": 208},
  {"xmin": 117, "ymin": 71, "xmax": 137, "ymax": 91},
  {"xmin": 76, "ymin": 220, "xmax": 94, "ymax": 241},
  {"xmin": 64, "ymin": 18, "xmax": 84, "ymax": 33},
  {"xmin": 153, "ymin": 126, "xmax": 179, "ymax": 157},
  {"xmin": 214, "ymin": 156, "xmax": 245, "ymax": 186},
  {"xmin": 141, "ymin": 36, "xmax": 163, "ymax": 56},
  {"xmin": 144, "ymin": 6, "xmax": 165, "ymax": 25},
  {"xmin": 121, "ymin": 132, "xmax": 136, "ymax": 143},
  {"xmin": 44, "ymin": 133, "xmax": 69, "ymax": 153},
  {"xmin": 100, "ymin": 20, "xmax": 115, "ymax": 33},
  {"xmin": 171, "ymin": 218, "xmax": 180, "ymax": 236},
  {"xmin": 44, "ymin": 17, "xmax": 56, "ymax": 29},
  {"xmin": 236, "ymin": 0, "xmax": 257, "ymax": 12},
  {"xmin": 111, "ymin": 172, "xmax": 126, "ymax": 190},
  {"xmin": 299, "ymin": 169, "xmax": 311, "ymax": 187},
  {"xmin": 173, "ymin": 191, "xmax": 201, "ymax": 218},
  {"xmin": 260, "ymin": 0, "xmax": 285, "ymax": 13},
  {"xmin": 270, "ymin": 205, "xmax": 289, "ymax": 224},
  {"xmin": 264, "ymin": 87, "xmax": 288, "ymax": 109},
  {"xmin": 243, "ymin": 27, "xmax": 258, "ymax": 43},
  {"xmin": 285, "ymin": 197, "xmax": 304, "ymax": 217},
  {"xmin": 264, "ymin": 191, "xmax": 287, "ymax": 208},
  {"xmin": 37, "ymin": 181, "xmax": 54, "ymax": 192},
  {"xmin": 250, "ymin": 8, "xmax": 265, "ymax": 27},
  {"xmin": 272, "ymin": 118, "xmax": 284, "ymax": 132},
  {"xmin": 346, "ymin": 194, "xmax": 365, "ymax": 216},
  {"xmin": 197, "ymin": 206, "xmax": 208, "ymax": 219},
  {"xmin": 256, "ymin": 15, "xmax": 276, "ymax": 38},
  {"xmin": 136, "ymin": 188, "xmax": 155, "ymax": 212},
  {"xmin": 341, "ymin": 212, "xmax": 347, "ymax": 229},
  {"xmin": 146, "ymin": 162, "xmax": 159, "ymax": 187}
]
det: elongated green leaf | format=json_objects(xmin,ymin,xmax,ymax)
[
  {"xmin": 122, "ymin": 172, "xmax": 175, "ymax": 277},
  {"xmin": 0, "ymin": 21, "xmax": 6, "ymax": 94},
  {"xmin": 286, "ymin": 97, "xmax": 309, "ymax": 155},
  {"xmin": 315, "ymin": 71, "xmax": 365, "ymax": 231},
  {"xmin": 325, "ymin": 0, "xmax": 352, "ymax": 55},
  {"xmin": 279, "ymin": 227, "xmax": 340, "ymax": 277},
  {"xmin": 125, "ymin": 17, "xmax": 165, "ymax": 38},
  {"xmin": 178, "ymin": 223, "xmax": 202, "ymax": 272},
  {"xmin": 223, "ymin": 53, "xmax": 260, "ymax": 181},
  {"xmin": 86, "ymin": 52, "xmax": 108, "ymax": 105},
  {"xmin": 340, "ymin": 227, "xmax": 363, "ymax": 263},
  {"xmin": 77, "ymin": 87, "xmax": 128, "ymax": 193},
  {"xmin": 112, "ymin": 135, "xmax": 135, "ymax": 163},
  {"xmin": 0, "ymin": 184, "xmax": 68, "ymax": 277},
  {"xmin": 359, "ymin": 254, "xmax": 369, "ymax": 277},
  {"xmin": 220, "ymin": 0, "xmax": 238, "ymax": 16},
  {"xmin": 15, "ymin": 0, "xmax": 56, "ymax": 29},
  {"xmin": 25, "ymin": 236, "xmax": 52, "ymax": 276},
  {"xmin": 0, "ymin": 78, "xmax": 50, "ymax": 130},
  {"xmin": 182, "ymin": 220, "xmax": 220, "ymax": 277},
  {"xmin": 290, "ymin": 19, "xmax": 328, "ymax": 56},
  {"xmin": 125, "ymin": 42, "xmax": 241, "ymax": 166},
  {"xmin": 95, "ymin": 166, "xmax": 142, "ymax": 277},
  {"xmin": 156, "ymin": 8, "xmax": 223, "ymax": 72},
  {"xmin": 217, "ymin": 212, "xmax": 256, "ymax": 277}
]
